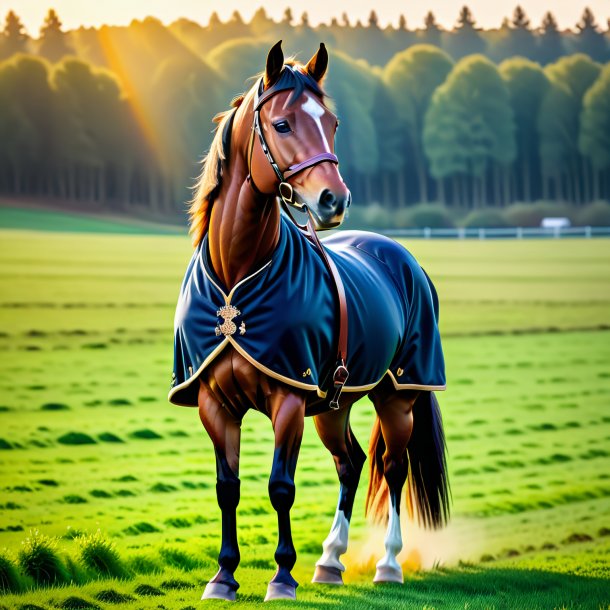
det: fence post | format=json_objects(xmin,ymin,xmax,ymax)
[
  {"xmin": 585, "ymin": 226, "xmax": 592, "ymax": 238},
  {"xmin": 478, "ymin": 228, "xmax": 485, "ymax": 240},
  {"xmin": 424, "ymin": 227, "xmax": 431, "ymax": 239},
  {"xmin": 517, "ymin": 227, "xmax": 523, "ymax": 239}
]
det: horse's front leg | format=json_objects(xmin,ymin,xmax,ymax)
[
  {"xmin": 198, "ymin": 384, "xmax": 242, "ymax": 601},
  {"xmin": 265, "ymin": 389, "xmax": 306, "ymax": 601}
]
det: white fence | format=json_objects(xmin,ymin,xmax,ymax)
[{"xmin": 378, "ymin": 226, "xmax": 610, "ymax": 239}]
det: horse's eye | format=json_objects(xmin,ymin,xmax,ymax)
[{"xmin": 273, "ymin": 120, "xmax": 291, "ymax": 134}]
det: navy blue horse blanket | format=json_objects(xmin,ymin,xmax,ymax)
[{"xmin": 169, "ymin": 217, "xmax": 446, "ymax": 407}]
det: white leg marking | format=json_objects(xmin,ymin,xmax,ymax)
[
  {"xmin": 301, "ymin": 94, "xmax": 330, "ymax": 152},
  {"xmin": 374, "ymin": 500, "xmax": 403, "ymax": 583},
  {"xmin": 316, "ymin": 501, "xmax": 350, "ymax": 572}
]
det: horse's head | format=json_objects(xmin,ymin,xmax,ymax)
[{"xmin": 248, "ymin": 41, "xmax": 351, "ymax": 229}]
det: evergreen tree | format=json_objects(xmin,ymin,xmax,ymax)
[
  {"xmin": 573, "ymin": 8, "xmax": 608, "ymax": 62},
  {"xmin": 39, "ymin": 9, "xmax": 73, "ymax": 62},
  {"xmin": 1, "ymin": 11, "xmax": 29, "ymax": 58},
  {"xmin": 446, "ymin": 6, "xmax": 486, "ymax": 59},
  {"xmin": 538, "ymin": 12, "xmax": 564, "ymax": 64},
  {"xmin": 508, "ymin": 6, "xmax": 537, "ymax": 59},
  {"xmin": 282, "ymin": 8, "xmax": 293, "ymax": 26},
  {"xmin": 368, "ymin": 11, "xmax": 379, "ymax": 29},
  {"xmin": 421, "ymin": 11, "xmax": 442, "ymax": 47},
  {"xmin": 398, "ymin": 15, "xmax": 407, "ymax": 31}
]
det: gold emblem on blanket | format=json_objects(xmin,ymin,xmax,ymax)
[{"xmin": 215, "ymin": 305, "xmax": 242, "ymax": 337}]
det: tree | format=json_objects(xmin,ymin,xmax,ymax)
[
  {"xmin": 539, "ymin": 55, "xmax": 602, "ymax": 203},
  {"xmin": 398, "ymin": 15, "xmax": 407, "ymax": 31},
  {"xmin": 0, "ymin": 54, "xmax": 60, "ymax": 196},
  {"xmin": 282, "ymin": 8, "xmax": 293, "ymax": 25},
  {"xmin": 424, "ymin": 55, "xmax": 516, "ymax": 207},
  {"xmin": 1, "ymin": 11, "xmax": 29, "ymax": 58},
  {"xmin": 573, "ymin": 8, "xmax": 608, "ymax": 62},
  {"xmin": 383, "ymin": 45, "xmax": 453, "ymax": 203},
  {"xmin": 324, "ymin": 50, "xmax": 380, "ymax": 204},
  {"xmin": 508, "ymin": 6, "xmax": 537, "ymax": 59},
  {"xmin": 538, "ymin": 12, "xmax": 564, "ymax": 64},
  {"xmin": 446, "ymin": 6, "xmax": 486, "ymax": 59},
  {"xmin": 39, "ymin": 9, "xmax": 73, "ymax": 62},
  {"xmin": 500, "ymin": 58, "xmax": 550, "ymax": 201},
  {"xmin": 368, "ymin": 11, "xmax": 379, "ymax": 29},
  {"xmin": 579, "ymin": 63, "xmax": 610, "ymax": 198},
  {"xmin": 420, "ymin": 12, "xmax": 442, "ymax": 47}
]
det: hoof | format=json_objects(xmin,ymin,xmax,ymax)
[
  {"xmin": 312, "ymin": 564, "xmax": 344, "ymax": 585},
  {"xmin": 202, "ymin": 582, "xmax": 237, "ymax": 601},
  {"xmin": 264, "ymin": 582, "xmax": 297, "ymax": 601},
  {"xmin": 373, "ymin": 565, "xmax": 403, "ymax": 584}
]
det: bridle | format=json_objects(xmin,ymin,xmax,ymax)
[
  {"xmin": 247, "ymin": 68, "xmax": 340, "ymax": 217},
  {"xmin": 245, "ymin": 68, "xmax": 349, "ymax": 409}
]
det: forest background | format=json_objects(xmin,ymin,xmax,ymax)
[{"xmin": 1, "ymin": 5, "xmax": 610, "ymax": 228}]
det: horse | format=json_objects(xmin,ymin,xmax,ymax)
[{"xmin": 169, "ymin": 40, "xmax": 450, "ymax": 602}]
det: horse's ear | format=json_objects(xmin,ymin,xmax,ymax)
[
  {"xmin": 306, "ymin": 43, "xmax": 328, "ymax": 83},
  {"xmin": 264, "ymin": 40, "xmax": 284, "ymax": 89}
]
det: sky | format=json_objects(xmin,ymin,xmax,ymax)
[{"xmin": 7, "ymin": 0, "xmax": 610, "ymax": 34}]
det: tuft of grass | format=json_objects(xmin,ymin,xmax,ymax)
[
  {"xmin": 77, "ymin": 531, "xmax": 127, "ymax": 579},
  {"xmin": 164, "ymin": 517, "xmax": 191, "ymax": 529},
  {"xmin": 0, "ymin": 438, "xmax": 12, "ymax": 450},
  {"xmin": 133, "ymin": 583, "xmax": 164, "ymax": 596},
  {"xmin": 59, "ymin": 596, "xmax": 100, "ymax": 609},
  {"xmin": 94, "ymin": 589, "xmax": 136, "ymax": 603},
  {"xmin": 62, "ymin": 495, "xmax": 88, "ymax": 505},
  {"xmin": 149, "ymin": 482, "xmax": 177, "ymax": 493},
  {"xmin": 128, "ymin": 428, "xmax": 162, "ymax": 440},
  {"xmin": 158, "ymin": 546, "xmax": 202, "ymax": 571},
  {"xmin": 127, "ymin": 554, "xmax": 161, "ymax": 575},
  {"xmin": 0, "ymin": 553, "xmax": 22, "ymax": 593},
  {"xmin": 57, "ymin": 432, "xmax": 96, "ymax": 446},
  {"xmin": 160, "ymin": 578, "xmax": 195, "ymax": 590},
  {"xmin": 17, "ymin": 530, "xmax": 69, "ymax": 586},
  {"xmin": 62, "ymin": 527, "xmax": 84, "ymax": 540},
  {"xmin": 37, "ymin": 479, "xmax": 59, "ymax": 487},
  {"xmin": 40, "ymin": 402, "xmax": 70, "ymax": 411},
  {"xmin": 108, "ymin": 399, "xmax": 132, "ymax": 406},
  {"xmin": 89, "ymin": 489, "xmax": 112, "ymax": 499},
  {"xmin": 123, "ymin": 522, "xmax": 160, "ymax": 536},
  {"xmin": 97, "ymin": 432, "xmax": 124, "ymax": 443}
]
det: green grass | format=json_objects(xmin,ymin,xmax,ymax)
[
  {"xmin": 0, "ymin": 205, "xmax": 183, "ymax": 235},
  {"xmin": 0, "ymin": 223, "xmax": 609, "ymax": 608}
]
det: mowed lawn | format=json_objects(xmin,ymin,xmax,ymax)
[{"xmin": 0, "ymin": 223, "xmax": 609, "ymax": 609}]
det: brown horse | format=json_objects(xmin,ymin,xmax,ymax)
[{"xmin": 169, "ymin": 41, "xmax": 450, "ymax": 601}]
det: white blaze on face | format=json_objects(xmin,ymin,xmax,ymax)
[{"xmin": 301, "ymin": 93, "xmax": 330, "ymax": 153}]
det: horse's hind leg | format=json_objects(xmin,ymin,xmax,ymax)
[
  {"xmin": 368, "ymin": 387, "xmax": 418, "ymax": 584},
  {"xmin": 311, "ymin": 406, "xmax": 366, "ymax": 585},
  {"xmin": 198, "ymin": 385, "xmax": 242, "ymax": 601}
]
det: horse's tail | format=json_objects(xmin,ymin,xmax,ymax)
[{"xmin": 365, "ymin": 391, "xmax": 451, "ymax": 529}]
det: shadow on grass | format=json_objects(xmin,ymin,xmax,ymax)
[{"xmin": 232, "ymin": 566, "xmax": 610, "ymax": 609}]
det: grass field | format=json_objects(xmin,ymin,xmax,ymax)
[{"xmin": 0, "ymin": 211, "xmax": 609, "ymax": 609}]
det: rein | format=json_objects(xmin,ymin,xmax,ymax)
[{"xmin": 244, "ymin": 72, "xmax": 349, "ymax": 409}]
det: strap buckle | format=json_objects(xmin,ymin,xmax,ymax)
[
  {"xmin": 329, "ymin": 361, "xmax": 349, "ymax": 410},
  {"xmin": 279, "ymin": 181, "xmax": 305, "ymax": 210}
]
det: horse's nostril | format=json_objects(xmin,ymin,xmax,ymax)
[{"xmin": 319, "ymin": 189, "xmax": 337, "ymax": 208}]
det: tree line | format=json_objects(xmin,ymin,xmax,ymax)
[{"xmin": 0, "ymin": 9, "xmax": 609, "ymax": 215}]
